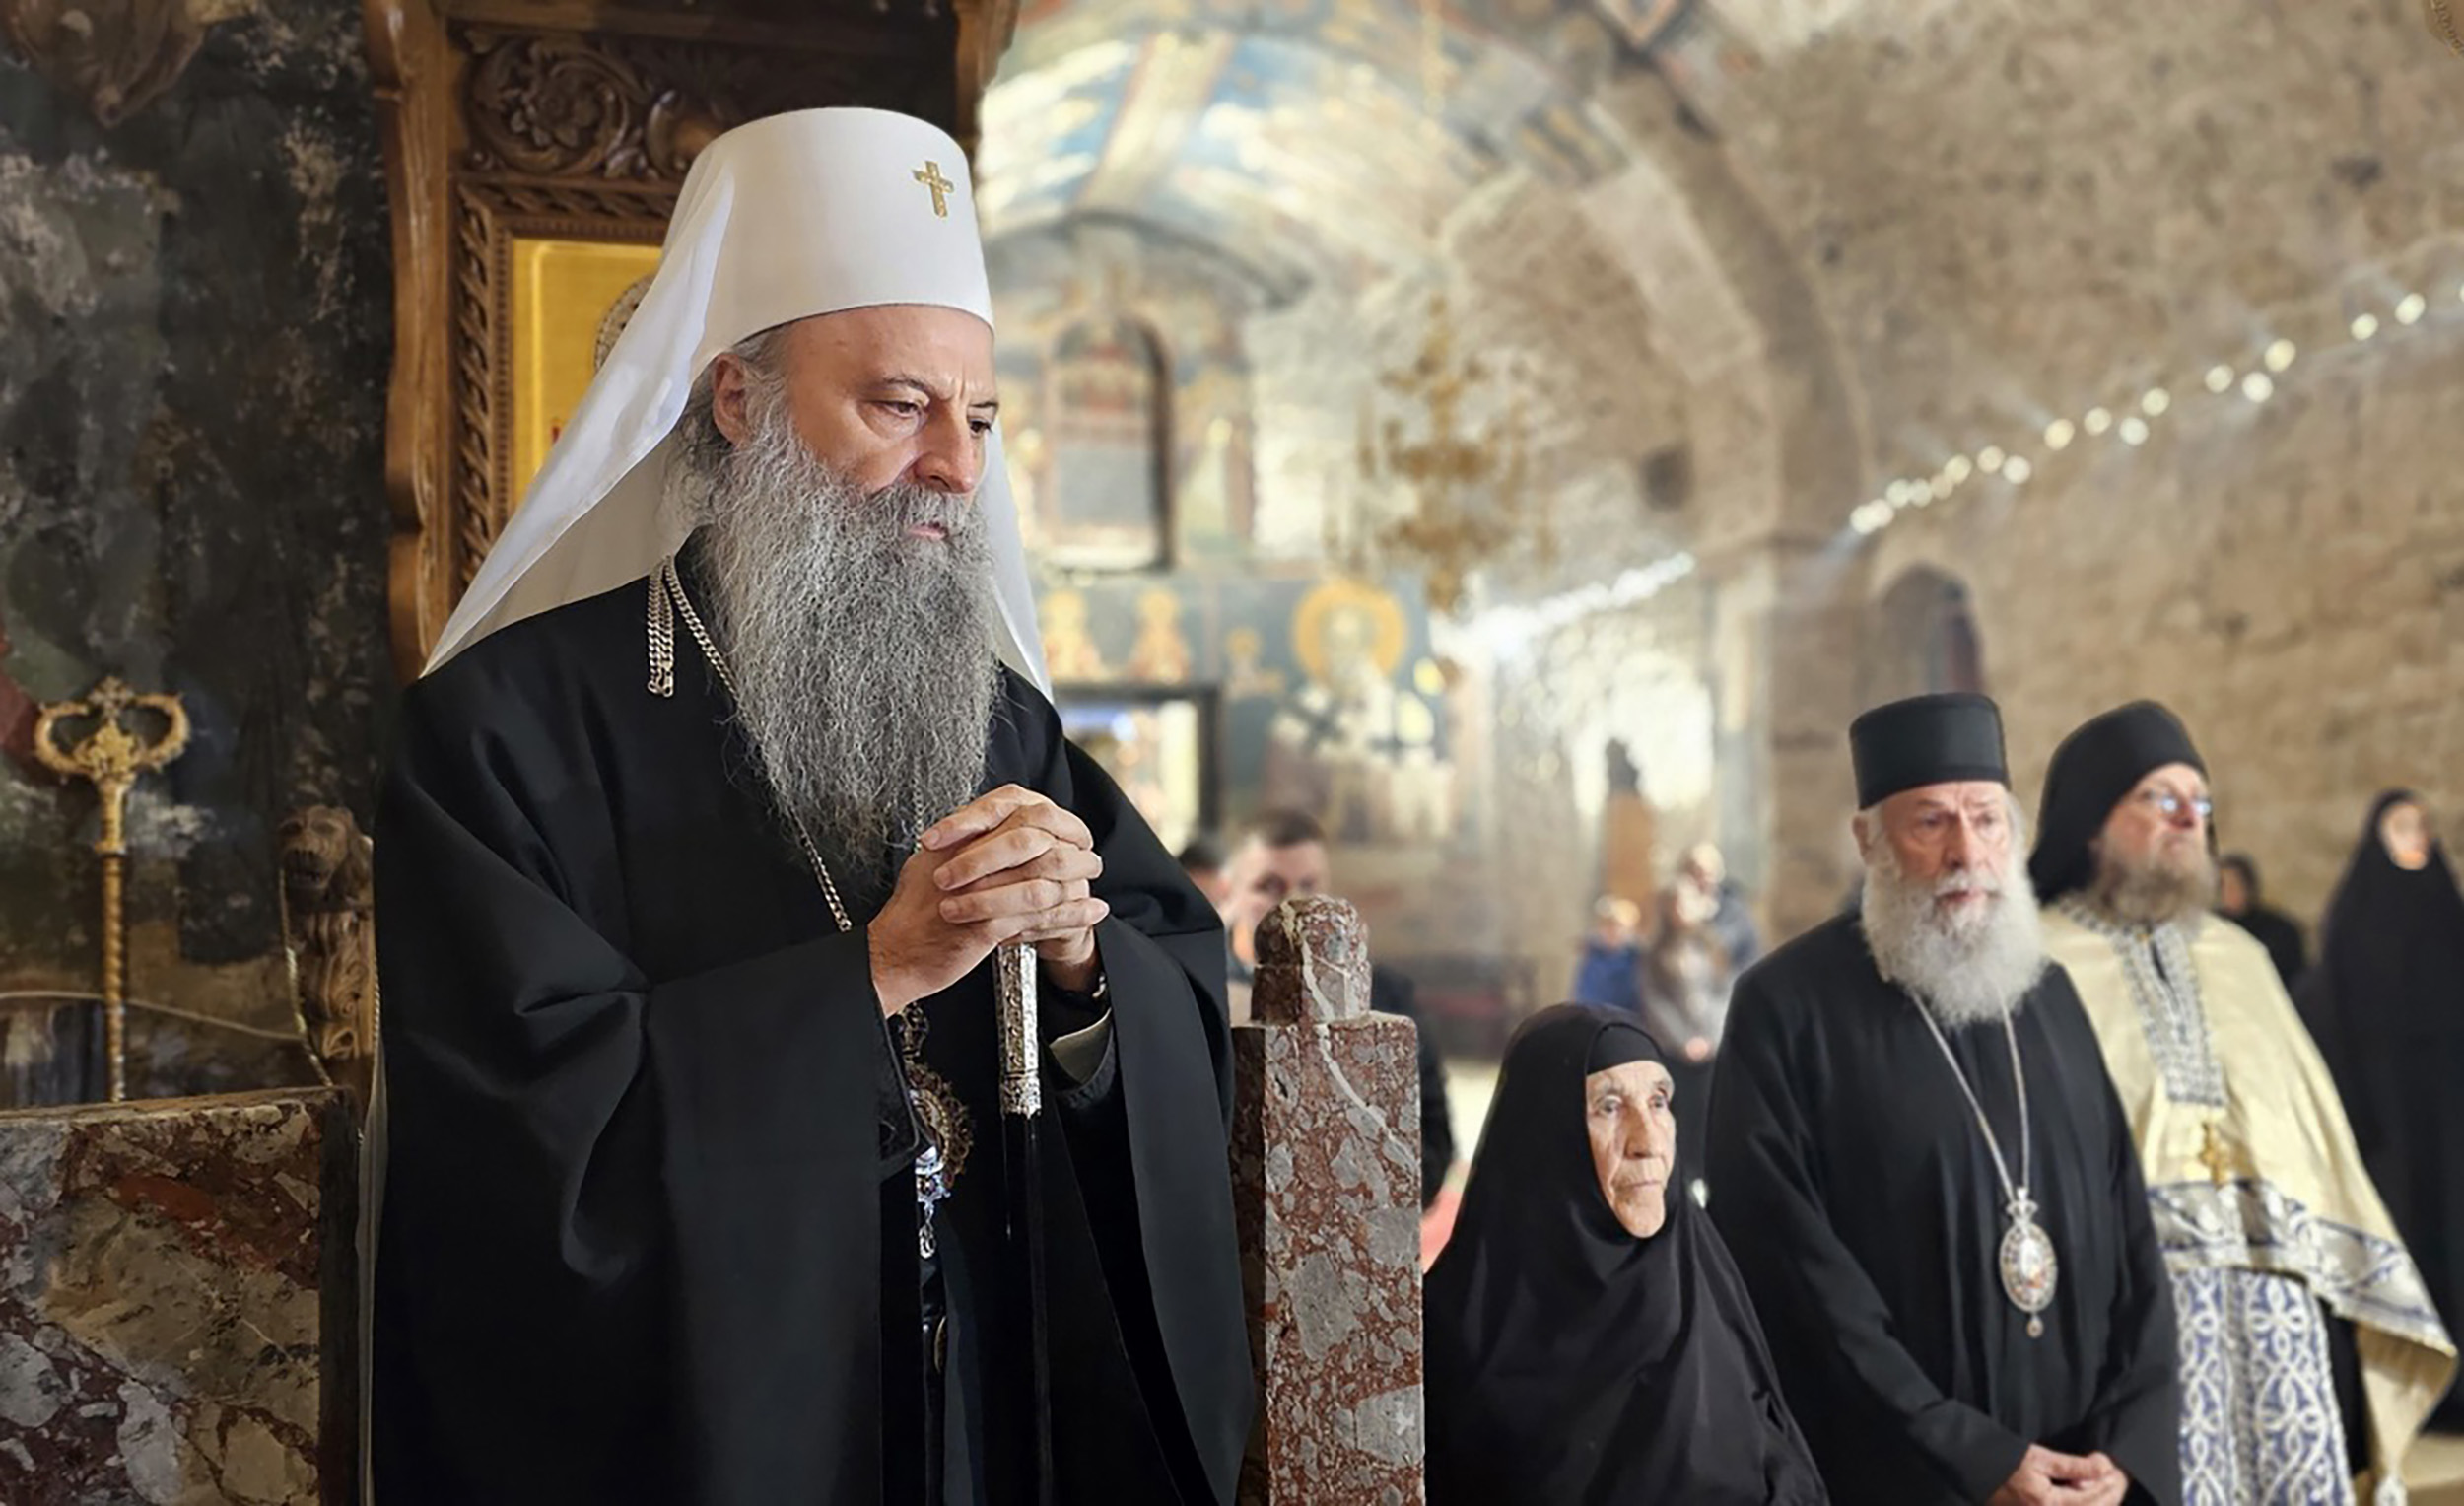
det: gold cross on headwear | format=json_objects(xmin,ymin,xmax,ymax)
[{"xmin": 914, "ymin": 160, "xmax": 955, "ymax": 219}]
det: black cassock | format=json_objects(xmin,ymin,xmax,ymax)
[
  {"xmin": 1705, "ymin": 915, "xmax": 2181, "ymax": 1506},
  {"xmin": 2297, "ymin": 789, "xmax": 2464, "ymax": 1431},
  {"xmin": 371, "ymin": 573, "xmax": 1252, "ymax": 1505}
]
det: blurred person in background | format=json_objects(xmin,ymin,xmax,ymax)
[
  {"xmin": 1640, "ymin": 880, "xmax": 1733, "ymax": 1200},
  {"xmin": 2296, "ymin": 791, "xmax": 2464, "ymax": 1435},
  {"xmin": 2215, "ymin": 853, "xmax": 2306, "ymax": 988},
  {"xmin": 1219, "ymin": 809, "xmax": 1455, "ymax": 1207},
  {"xmin": 1572, "ymin": 895, "xmax": 1645, "ymax": 1012},
  {"xmin": 1681, "ymin": 843, "xmax": 1762, "ymax": 975}
]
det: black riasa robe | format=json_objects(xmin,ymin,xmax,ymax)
[
  {"xmin": 1705, "ymin": 915, "xmax": 2181, "ymax": 1506},
  {"xmin": 370, "ymin": 574, "xmax": 1252, "ymax": 1505}
]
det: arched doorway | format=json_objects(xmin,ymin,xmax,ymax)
[{"xmin": 1861, "ymin": 567, "xmax": 1987, "ymax": 708}]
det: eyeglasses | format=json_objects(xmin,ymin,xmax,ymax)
[{"xmin": 2135, "ymin": 789, "xmax": 2214, "ymax": 823}]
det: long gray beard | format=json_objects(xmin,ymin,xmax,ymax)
[
  {"xmin": 1860, "ymin": 846, "xmax": 2049, "ymax": 1030},
  {"xmin": 2091, "ymin": 844, "xmax": 2216, "ymax": 929},
  {"xmin": 687, "ymin": 404, "xmax": 999, "ymax": 898}
]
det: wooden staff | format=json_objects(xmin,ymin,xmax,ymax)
[
  {"xmin": 994, "ymin": 940, "xmax": 1054, "ymax": 1501},
  {"xmin": 33, "ymin": 676, "xmax": 191, "ymax": 1102}
]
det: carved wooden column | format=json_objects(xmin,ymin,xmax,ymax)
[
  {"xmin": 1229, "ymin": 895, "xmax": 1424, "ymax": 1505},
  {"xmin": 2430, "ymin": 0, "xmax": 2463, "ymax": 54}
]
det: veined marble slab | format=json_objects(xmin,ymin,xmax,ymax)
[{"xmin": 0, "ymin": 1089, "xmax": 356, "ymax": 1505}]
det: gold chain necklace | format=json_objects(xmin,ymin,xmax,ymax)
[{"xmin": 649, "ymin": 555, "xmax": 974, "ymax": 1251}]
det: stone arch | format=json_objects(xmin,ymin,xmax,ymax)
[
  {"xmin": 1860, "ymin": 564, "xmax": 1987, "ymax": 708},
  {"xmin": 1569, "ymin": 76, "xmax": 1871, "ymax": 932}
]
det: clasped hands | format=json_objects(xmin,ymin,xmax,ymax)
[
  {"xmin": 868, "ymin": 785, "xmax": 1107, "ymax": 1018},
  {"xmin": 1990, "ymin": 1445, "xmax": 2129, "ymax": 1506}
]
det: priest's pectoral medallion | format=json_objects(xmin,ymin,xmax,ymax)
[
  {"xmin": 895, "ymin": 1011, "xmax": 974, "ymax": 1261},
  {"xmin": 1999, "ymin": 1191, "xmax": 2058, "ymax": 1337}
]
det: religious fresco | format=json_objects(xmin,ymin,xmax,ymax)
[
  {"xmin": 972, "ymin": 37, "xmax": 1137, "ymax": 226},
  {"xmin": 980, "ymin": 4, "xmax": 1652, "ymax": 298},
  {"xmin": 1127, "ymin": 586, "xmax": 1196, "ymax": 682},
  {"xmin": 1261, "ymin": 577, "xmax": 1453, "ymax": 846},
  {"xmin": 1056, "ymin": 694, "xmax": 1210, "ymax": 855},
  {"xmin": 1041, "ymin": 315, "xmax": 1172, "ymax": 569},
  {"xmin": 989, "ymin": 227, "xmax": 1262, "ymax": 567},
  {"xmin": 1038, "ymin": 588, "xmax": 1115, "ymax": 682},
  {"xmin": 1038, "ymin": 572, "xmax": 1457, "ymax": 851}
]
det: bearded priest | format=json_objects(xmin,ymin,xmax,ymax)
[
  {"xmin": 1707, "ymin": 693, "xmax": 2181, "ymax": 1506},
  {"xmin": 2032, "ymin": 702, "xmax": 2454, "ymax": 1506},
  {"xmin": 367, "ymin": 111, "xmax": 1250, "ymax": 1505}
]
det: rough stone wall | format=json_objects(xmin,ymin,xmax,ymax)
[
  {"xmin": 1705, "ymin": 0, "xmax": 2464, "ymax": 926},
  {"xmin": 1871, "ymin": 328, "xmax": 2464, "ymax": 925},
  {"xmin": 0, "ymin": 5, "xmax": 391, "ymax": 1027},
  {"xmin": 1239, "ymin": 177, "xmax": 1691, "ymax": 579},
  {"xmin": 1718, "ymin": 0, "xmax": 2464, "ymax": 450}
]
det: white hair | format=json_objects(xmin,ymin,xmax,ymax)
[
  {"xmin": 675, "ymin": 333, "xmax": 1000, "ymax": 904},
  {"xmin": 675, "ymin": 326, "xmax": 792, "ymax": 487},
  {"xmin": 1856, "ymin": 791, "xmax": 2049, "ymax": 1030}
]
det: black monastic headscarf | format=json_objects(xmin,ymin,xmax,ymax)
[
  {"xmin": 1423, "ymin": 1005, "xmax": 1827, "ymax": 1506},
  {"xmin": 2303, "ymin": 790, "xmax": 2464, "ymax": 1044},
  {"xmin": 2029, "ymin": 700, "xmax": 2207, "ymax": 901},
  {"xmin": 2297, "ymin": 792, "xmax": 2464, "ymax": 1433}
]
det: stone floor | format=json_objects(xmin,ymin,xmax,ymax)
[{"xmin": 1435, "ymin": 1055, "xmax": 2464, "ymax": 1499}]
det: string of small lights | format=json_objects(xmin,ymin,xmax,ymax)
[{"xmin": 1846, "ymin": 281, "xmax": 2460, "ymax": 539}]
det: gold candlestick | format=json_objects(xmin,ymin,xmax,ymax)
[{"xmin": 33, "ymin": 677, "xmax": 192, "ymax": 1102}]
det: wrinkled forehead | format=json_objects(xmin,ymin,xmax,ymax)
[
  {"xmin": 1584, "ymin": 1060, "xmax": 1672, "ymax": 1099},
  {"xmin": 1882, "ymin": 779, "xmax": 2010, "ymax": 819}
]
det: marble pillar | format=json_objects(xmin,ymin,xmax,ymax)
[
  {"xmin": 1229, "ymin": 895, "xmax": 1424, "ymax": 1506},
  {"xmin": 0, "ymin": 1088, "xmax": 357, "ymax": 1505}
]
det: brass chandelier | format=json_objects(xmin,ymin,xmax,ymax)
[{"xmin": 1337, "ymin": 0, "xmax": 1551, "ymax": 616}]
